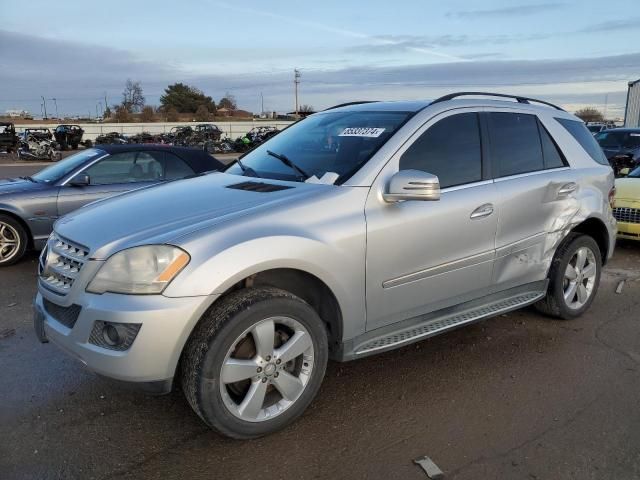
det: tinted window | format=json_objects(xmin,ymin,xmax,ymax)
[
  {"xmin": 488, "ymin": 112, "xmax": 543, "ymax": 177},
  {"xmin": 595, "ymin": 131, "xmax": 640, "ymax": 150},
  {"xmin": 399, "ymin": 113, "xmax": 482, "ymax": 188},
  {"xmin": 85, "ymin": 151, "xmax": 162, "ymax": 184},
  {"xmin": 162, "ymin": 152, "xmax": 196, "ymax": 180},
  {"xmin": 538, "ymin": 122, "xmax": 566, "ymax": 169},
  {"xmin": 556, "ymin": 118, "xmax": 609, "ymax": 165}
]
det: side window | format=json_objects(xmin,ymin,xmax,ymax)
[
  {"xmin": 399, "ymin": 113, "xmax": 482, "ymax": 188},
  {"xmin": 162, "ymin": 152, "xmax": 196, "ymax": 180},
  {"xmin": 538, "ymin": 121, "xmax": 566, "ymax": 169},
  {"xmin": 488, "ymin": 112, "xmax": 543, "ymax": 177},
  {"xmin": 84, "ymin": 152, "xmax": 162, "ymax": 185},
  {"xmin": 555, "ymin": 118, "xmax": 609, "ymax": 165}
]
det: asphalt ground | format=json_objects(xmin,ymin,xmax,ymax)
[{"xmin": 1, "ymin": 161, "xmax": 639, "ymax": 480}]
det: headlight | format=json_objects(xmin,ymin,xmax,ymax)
[{"xmin": 87, "ymin": 245, "xmax": 190, "ymax": 295}]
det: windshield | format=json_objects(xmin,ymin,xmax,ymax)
[
  {"xmin": 595, "ymin": 131, "xmax": 640, "ymax": 149},
  {"xmin": 32, "ymin": 148, "xmax": 105, "ymax": 183},
  {"xmin": 225, "ymin": 111, "xmax": 413, "ymax": 183},
  {"xmin": 587, "ymin": 125, "xmax": 603, "ymax": 133},
  {"xmin": 628, "ymin": 166, "xmax": 640, "ymax": 178}
]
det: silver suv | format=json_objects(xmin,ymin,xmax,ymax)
[{"xmin": 34, "ymin": 93, "xmax": 616, "ymax": 439}]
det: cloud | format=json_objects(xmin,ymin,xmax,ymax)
[
  {"xmin": 448, "ymin": 2, "xmax": 564, "ymax": 18},
  {"xmin": 577, "ymin": 18, "xmax": 640, "ymax": 33}
]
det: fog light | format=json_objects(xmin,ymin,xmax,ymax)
[
  {"xmin": 89, "ymin": 321, "xmax": 141, "ymax": 351},
  {"xmin": 103, "ymin": 324, "xmax": 122, "ymax": 346}
]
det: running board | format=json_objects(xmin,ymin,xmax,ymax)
[{"xmin": 353, "ymin": 290, "xmax": 545, "ymax": 356}]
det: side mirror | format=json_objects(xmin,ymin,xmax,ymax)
[
  {"xmin": 383, "ymin": 169, "xmax": 441, "ymax": 202},
  {"xmin": 69, "ymin": 173, "xmax": 90, "ymax": 186}
]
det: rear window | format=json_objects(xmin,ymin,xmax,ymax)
[{"xmin": 555, "ymin": 118, "xmax": 609, "ymax": 165}]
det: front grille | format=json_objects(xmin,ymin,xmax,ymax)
[
  {"xmin": 43, "ymin": 298, "xmax": 82, "ymax": 329},
  {"xmin": 40, "ymin": 235, "xmax": 89, "ymax": 295},
  {"xmin": 613, "ymin": 207, "xmax": 640, "ymax": 224}
]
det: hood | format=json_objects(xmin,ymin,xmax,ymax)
[
  {"xmin": 0, "ymin": 177, "xmax": 46, "ymax": 196},
  {"xmin": 55, "ymin": 173, "xmax": 326, "ymax": 259},
  {"xmin": 614, "ymin": 177, "xmax": 640, "ymax": 201}
]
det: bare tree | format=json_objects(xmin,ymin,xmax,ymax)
[
  {"xmin": 122, "ymin": 79, "xmax": 145, "ymax": 113},
  {"xmin": 166, "ymin": 107, "xmax": 180, "ymax": 122},
  {"xmin": 218, "ymin": 92, "xmax": 237, "ymax": 111},
  {"xmin": 113, "ymin": 105, "xmax": 132, "ymax": 122},
  {"xmin": 140, "ymin": 105, "xmax": 156, "ymax": 122},
  {"xmin": 299, "ymin": 104, "xmax": 315, "ymax": 113},
  {"xmin": 195, "ymin": 105, "xmax": 211, "ymax": 121},
  {"xmin": 575, "ymin": 107, "xmax": 605, "ymax": 123}
]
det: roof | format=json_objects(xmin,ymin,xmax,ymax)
[
  {"xmin": 92, "ymin": 144, "xmax": 224, "ymax": 173},
  {"xmin": 629, "ymin": 79, "xmax": 640, "ymax": 87},
  {"xmin": 325, "ymin": 100, "xmax": 430, "ymax": 113}
]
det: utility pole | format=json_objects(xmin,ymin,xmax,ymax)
[
  {"xmin": 261, "ymin": 92, "xmax": 264, "ymax": 116},
  {"xmin": 51, "ymin": 98, "xmax": 58, "ymax": 119},
  {"xmin": 41, "ymin": 96, "xmax": 48, "ymax": 119},
  {"xmin": 294, "ymin": 69, "xmax": 301, "ymax": 118},
  {"xmin": 604, "ymin": 93, "xmax": 609, "ymax": 121}
]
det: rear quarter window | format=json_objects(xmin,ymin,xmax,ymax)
[{"xmin": 555, "ymin": 118, "xmax": 609, "ymax": 165}]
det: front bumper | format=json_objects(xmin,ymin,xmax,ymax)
[
  {"xmin": 617, "ymin": 221, "xmax": 640, "ymax": 240},
  {"xmin": 34, "ymin": 287, "xmax": 217, "ymax": 390}
]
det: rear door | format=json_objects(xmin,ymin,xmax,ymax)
[
  {"xmin": 487, "ymin": 109, "xmax": 574, "ymax": 290},
  {"xmin": 56, "ymin": 151, "xmax": 163, "ymax": 216}
]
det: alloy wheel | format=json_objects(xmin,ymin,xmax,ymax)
[
  {"xmin": 220, "ymin": 316, "xmax": 315, "ymax": 422},
  {"xmin": 563, "ymin": 246, "xmax": 597, "ymax": 310},
  {"xmin": 0, "ymin": 222, "xmax": 20, "ymax": 263}
]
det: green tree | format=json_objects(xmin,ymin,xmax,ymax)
[
  {"xmin": 160, "ymin": 83, "xmax": 216, "ymax": 114},
  {"xmin": 575, "ymin": 107, "xmax": 605, "ymax": 123}
]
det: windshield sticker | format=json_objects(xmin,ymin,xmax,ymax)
[{"xmin": 339, "ymin": 127, "xmax": 386, "ymax": 138}]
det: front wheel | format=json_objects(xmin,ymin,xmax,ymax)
[
  {"xmin": 181, "ymin": 287, "xmax": 328, "ymax": 439},
  {"xmin": 535, "ymin": 233, "xmax": 602, "ymax": 319},
  {"xmin": 0, "ymin": 215, "xmax": 28, "ymax": 266}
]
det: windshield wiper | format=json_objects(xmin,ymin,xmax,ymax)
[
  {"xmin": 235, "ymin": 157, "xmax": 261, "ymax": 178},
  {"xmin": 267, "ymin": 150, "xmax": 310, "ymax": 180}
]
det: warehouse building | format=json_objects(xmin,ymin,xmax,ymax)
[{"xmin": 624, "ymin": 79, "xmax": 640, "ymax": 127}]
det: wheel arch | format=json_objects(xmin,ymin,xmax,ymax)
[{"xmin": 569, "ymin": 217, "xmax": 610, "ymax": 265}]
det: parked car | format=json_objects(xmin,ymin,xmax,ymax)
[
  {"xmin": 0, "ymin": 122, "xmax": 19, "ymax": 153},
  {"xmin": 0, "ymin": 145, "xmax": 223, "ymax": 265},
  {"xmin": 612, "ymin": 165, "xmax": 640, "ymax": 241},
  {"xmin": 53, "ymin": 124, "xmax": 85, "ymax": 150},
  {"xmin": 595, "ymin": 128, "xmax": 640, "ymax": 176},
  {"xmin": 34, "ymin": 93, "xmax": 616, "ymax": 439}
]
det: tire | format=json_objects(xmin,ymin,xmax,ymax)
[
  {"xmin": 535, "ymin": 233, "xmax": 602, "ymax": 319},
  {"xmin": 59, "ymin": 140, "xmax": 67, "ymax": 151},
  {"xmin": 0, "ymin": 214, "xmax": 28, "ymax": 266},
  {"xmin": 181, "ymin": 287, "xmax": 328, "ymax": 439}
]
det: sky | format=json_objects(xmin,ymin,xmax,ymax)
[{"xmin": 1, "ymin": 0, "xmax": 639, "ymax": 118}]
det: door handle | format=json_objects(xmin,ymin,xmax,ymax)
[
  {"xmin": 470, "ymin": 203, "xmax": 494, "ymax": 219},
  {"xmin": 557, "ymin": 182, "xmax": 578, "ymax": 197}
]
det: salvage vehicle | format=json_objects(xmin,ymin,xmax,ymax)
[
  {"xmin": 595, "ymin": 128, "xmax": 640, "ymax": 176},
  {"xmin": 95, "ymin": 131, "xmax": 128, "ymax": 145},
  {"xmin": 54, "ymin": 125, "xmax": 85, "ymax": 150},
  {"xmin": 17, "ymin": 128, "xmax": 59, "ymax": 161},
  {"xmin": 612, "ymin": 165, "xmax": 640, "ymax": 241},
  {"xmin": 0, "ymin": 122, "xmax": 19, "ymax": 153},
  {"xmin": 34, "ymin": 93, "xmax": 616, "ymax": 439},
  {"xmin": 0, "ymin": 145, "xmax": 222, "ymax": 265}
]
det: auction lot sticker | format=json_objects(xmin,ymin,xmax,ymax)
[{"xmin": 339, "ymin": 127, "xmax": 386, "ymax": 137}]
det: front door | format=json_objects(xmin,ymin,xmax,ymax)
[{"xmin": 365, "ymin": 110, "xmax": 498, "ymax": 331}]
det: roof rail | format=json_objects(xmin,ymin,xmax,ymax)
[
  {"xmin": 430, "ymin": 92, "xmax": 565, "ymax": 111},
  {"xmin": 324, "ymin": 101, "xmax": 378, "ymax": 111}
]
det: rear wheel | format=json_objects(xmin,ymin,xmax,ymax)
[
  {"xmin": 535, "ymin": 234, "xmax": 602, "ymax": 319},
  {"xmin": 181, "ymin": 287, "xmax": 328, "ymax": 439},
  {"xmin": 0, "ymin": 215, "xmax": 28, "ymax": 266}
]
